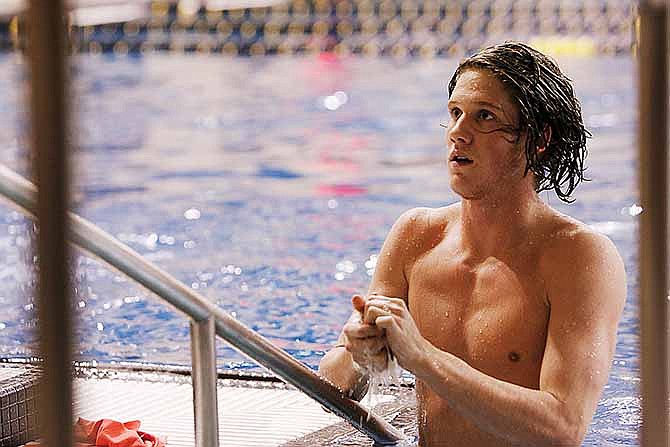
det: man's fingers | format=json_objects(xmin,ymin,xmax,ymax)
[
  {"xmin": 363, "ymin": 306, "xmax": 392, "ymax": 324},
  {"xmin": 374, "ymin": 315, "xmax": 395, "ymax": 330},
  {"xmin": 367, "ymin": 295, "xmax": 406, "ymax": 307},
  {"xmin": 351, "ymin": 294, "xmax": 366, "ymax": 313},
  {"xmin": 366, "ymin": 299, "xmax": 404, "ymax": 314},
  {"xmin": 343, "ymin": 322, "xmax": 382, "ymax": 338},
  {"xmin": 363, "ymin": 301, "xmax": 404, "ymax": 325}
]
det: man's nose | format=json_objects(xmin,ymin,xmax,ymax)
[{"xmin": 447, "ymin": 116, "xmax": 473, "ymax": 146}]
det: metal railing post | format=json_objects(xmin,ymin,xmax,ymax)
[
  {"xmin": 190, "ymin": 316, "xmax": 220, "ymax": 447},
  {"xmin": 638, "ymin": 1, "xmax": 670, "ymax": 446},
  {"xmin": 26, "ymin": 0, "xmax": 73, "ymax": 446}
]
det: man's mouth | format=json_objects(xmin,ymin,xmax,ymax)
[{"xmin": 450, "ymin": 155, "xmax": 474, "ymax": 165}]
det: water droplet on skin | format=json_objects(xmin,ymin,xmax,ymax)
[{"xmin": 445, "ymin": 311, "xmax": 450, "ymax": 317}]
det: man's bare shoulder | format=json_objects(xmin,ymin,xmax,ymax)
[
  {"xmin": 539, "ymin": 210, "xmax": 620, "ymax": 259},
  {"xmin": 394, "ymin": 204, "xmax": 460, "ymax": 240},
  {"xmin": 384, "ymin": 204, "xmax": 460, "ymax": 264},
  {"xmin": 538, "ymin": 209, "xmax": 626, "ymax": 304}
]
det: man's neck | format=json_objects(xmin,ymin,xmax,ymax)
[{"xmin": 459, "ymin": 185, "xmax": 544, "ymax": 259}]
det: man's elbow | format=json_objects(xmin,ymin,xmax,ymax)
[
  {"xmin": 550, "ymin": 425, "xmax": 585, "ymax": 447},
  {"xmin": 538, "ymin": 396, "xmax": 589, "ymax": 447},
  {"xmin": 548, "ymin": 412, "xmax": 588, "ymax": 447}
]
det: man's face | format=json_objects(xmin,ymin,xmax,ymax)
[{"xmin": 445, "ymin": 69, "xmax": 528, "ymax": 200}]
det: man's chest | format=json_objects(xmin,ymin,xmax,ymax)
[{"xmin": 407, "ymin": 247, "xmax": 550, "ymax": 384}]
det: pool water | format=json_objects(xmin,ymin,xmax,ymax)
[{"xmin": 0, "ymin": 53, "xmax": 639, "ymax": 445}]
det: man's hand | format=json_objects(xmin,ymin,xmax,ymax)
[
  {"xmin": 342, "ymin": 294, "xmax": 389, "ymax": 373},
  {"xmin": 364, "ymin": 295, "xmax": 432, "ymax": 372}
]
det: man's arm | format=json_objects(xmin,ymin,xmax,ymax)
[
  {"xmin": 372, "ymin": 230, "xmax": 626, "ymax": 446},
  {"xmin": 317, "ymin": 299, "xmax": 375, "ymax": 400},
  {"xmin": 317, "ymin": 208, "xmax": 429, "ymax": 397}
]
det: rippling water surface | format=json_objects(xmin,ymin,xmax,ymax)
[{"xmin": 0, "ymin": 53, "xmax": 639, "ymax": 445}]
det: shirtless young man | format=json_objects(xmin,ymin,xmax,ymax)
[{"xmin": 318, "ymin": 42, "xmax": 626, "ymax": 447}]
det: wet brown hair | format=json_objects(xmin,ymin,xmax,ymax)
[{"xmin": 448, "ymin": 41, "xmax": 590, "ymax": 203}]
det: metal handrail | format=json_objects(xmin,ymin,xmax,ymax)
[{"xmin": 0, "ymin": 163, "xmax": 405, "ymax": 445}]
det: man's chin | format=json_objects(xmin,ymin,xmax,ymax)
[
  {"xmin": 449, "ymin": 180, "xmax": 482, "ymax": 201},
  {"xmin": 455, "ymin": 192, "xmax": 483, "ymax": 201}
]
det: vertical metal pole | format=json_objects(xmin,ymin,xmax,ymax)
[
  {"xmin": 27, "ymin": 1, "xmax": 72, "ymax": 446},
  {"xmin": 190, "ymin": 317, "xmax": 220, "ymax": 447},
  {"xmin": 638, "ymin": 1, "xmax": 670, "ymax": 446},
  {"xmin": 26, "ymin": 0, "xmax": 73, "ymax": 445}
]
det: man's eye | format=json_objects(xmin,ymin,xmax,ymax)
[
  {"xmin": 449, "ymin": 108, "xmax": 461, "ymax": 118},
  {"xmin": 478, "ymin": 110, "xmax": 495, "ymax": 120}
]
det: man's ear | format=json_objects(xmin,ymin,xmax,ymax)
[{"xmin": 536, "ymin": 125, "xmax": 552, "ymax": 155}]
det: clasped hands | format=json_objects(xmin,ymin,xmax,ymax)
[{"xmin": 342, "ymin": 293, "xmax": 429, "ymax": 374}]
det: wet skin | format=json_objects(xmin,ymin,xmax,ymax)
[{"xmin": 319, "ymin": 69, "xmax": 626, "ymax": 447}]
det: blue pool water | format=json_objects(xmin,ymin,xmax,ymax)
[{"xmin": 0, "ymin": 53, "xmax": 639, "ymax": 445}]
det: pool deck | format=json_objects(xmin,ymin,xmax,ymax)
[
  {"xmin": 2, "ymin": 364, "xmax": 410, "ymax": 447},
  {"xmin": 73, "ymin": 374, "xmax": 341, "ymax": 447}
]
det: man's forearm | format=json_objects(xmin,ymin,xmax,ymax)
[
  {"xmin": 318, "ymin": 347, "xmax": 370, "ymax": 400},
  {"xmin": 414, "ymin": 345, "xmax": 583, "ymax": 446}
]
